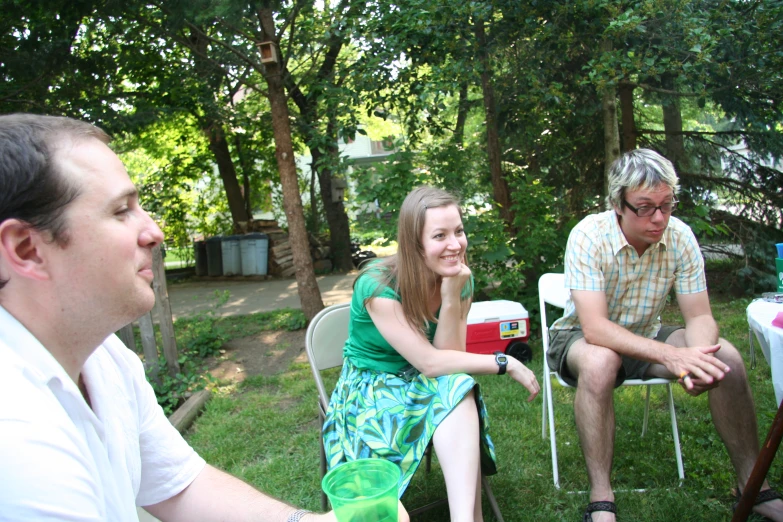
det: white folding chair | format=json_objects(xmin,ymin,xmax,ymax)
[
  {"xmin": 305, "ymin": 302, "xmax": 504, "ymax": 520},
  {"xmin": 538, "ymin": 273, "xmax": 685, "ymax": 489},
  {"xmin": 304, "ymin": 303, "xmax": 351, "ymax": 511}
]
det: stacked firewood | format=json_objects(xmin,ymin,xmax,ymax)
[
  {"xmin": 309, "ymin": 235, "xmax": 332, "ymax": 273},
  {"xmin": 270, "ymin": 240, "xmax": 295, "ymax": 277},
  {"xmin": 270, "ymin": 234, "xmax": 332, "ymax": 276}
]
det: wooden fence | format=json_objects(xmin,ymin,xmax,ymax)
[{"xmin": 116, "ymin": 245, "xmax": 179, "ymax": 385}]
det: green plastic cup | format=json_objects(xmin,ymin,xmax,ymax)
[
  {"xmin": 776, "ymin": 258, "xmax": 783, "ymax": 292},
  {"xmin": 322, "ymin": 458, "xmax": 400, "ymax": 522}
]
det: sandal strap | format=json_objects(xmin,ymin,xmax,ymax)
[
  {"xmin": 733, "ymin": 487, "xmax": 782, "ymax": 511},
  {"xmin": 756, "ymin": 488, "xmax": 782, "ymax": 506},
  {"xmin": 584, "ymin": 501, "xmax": 617, "ymax": 521}
]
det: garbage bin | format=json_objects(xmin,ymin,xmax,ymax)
[
  {"xmin": 205, "ymin": 236, "xmax": 224, "ymax": 276},
  {"xmin": 194, "ymin": 240, "xmax": 208, "ymax": 277},
  {"xmin": 240, "ymin": 233, "xmax": 269, "ymax": 276},
  {"xmin": 221, "ymin": 235, "xmax": 242, "ymax": 276}
]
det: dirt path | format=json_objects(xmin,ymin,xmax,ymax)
[
  {"xmin": 167, "ymin": 273, "xmax": 356, "ymax": 320},
  {"xmin": 205, "ymin": 329, "xmax": 307, "ymax": 383},
  {"xmin": 167, "ymin": 274, "xmax": 357, "ymax": 384}
]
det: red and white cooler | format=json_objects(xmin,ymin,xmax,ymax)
[{"xmin": 466, "ymin": 300, "xmax": 532, "ymax": 362}]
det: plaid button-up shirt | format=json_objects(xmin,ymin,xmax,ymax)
[{"xmin": 550, "ymin": 210, "xmax": 706, "ymax": 339}]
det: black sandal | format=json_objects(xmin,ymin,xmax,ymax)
[
  {"xmin": 733, "ymin": 487, "xmax": 782, "ymax": 520},
  {"xmin": 583, "ymin": 501, "xmax": 617, "ymax": 521}
]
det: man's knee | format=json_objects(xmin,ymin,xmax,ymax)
[
  {"xmin": 716, "ymin": 338, "xmax": 748, "ymax": 379},
  {"xmin": 568, "ymin": 344, "xmax": 621, "ymax": 393}
]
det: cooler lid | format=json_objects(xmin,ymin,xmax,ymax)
[{"xmin": 467, "ymin": 300, "xmax": 528, "ymax": 324}]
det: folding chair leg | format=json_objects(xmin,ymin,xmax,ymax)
[
  {"xmin": 319, "ymin": 409, "xmax": 329, "ymax": 510},
  {"xmin": 545, "ymin": 372, "xmax": 561, "ymax": 488},
  {"xmin": 319, "ymin": 438, "xmax": 328, "ymax": 510},
  {"xmin": 542, "ymin": 370, "xmax": 548, "ymax": 439},
  {"xmin": 642, "ymin": 384, "xmax": 651, "ymax": 437},
  {"xmin": 482, "ymin": 474, "xmax": 505, "ymax": 522},
  {"xmin": 406, "ymin": 498, "xmax": 449, "ymax": 517},
  {"xmin": 667, "ymin": 384, "xmax": 685, "ymax": 484}
]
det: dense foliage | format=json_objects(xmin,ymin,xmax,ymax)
[
  {"xmin": 349, "ymin": 0, "xmax": 783, "ymax": 313},
  {"xmin": 2, "ymin": 0, "xmax": 782, "ymax": 313}
]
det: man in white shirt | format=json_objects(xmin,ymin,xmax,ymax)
[{"xmin": 0, "ymin": 114, "xmax": 408, "ymax": 522}]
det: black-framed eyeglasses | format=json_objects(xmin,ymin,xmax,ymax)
[{"xmin": 622, "ymin": 199, "xmax": 679, "ymax": 217}]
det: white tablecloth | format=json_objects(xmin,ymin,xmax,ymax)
[{"xmin": 747, "ymin": 299, "xmax": 783, "ymax": 406}]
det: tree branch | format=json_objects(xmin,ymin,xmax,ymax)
[
  {"xmin": 638, "ymin": 129, "xmax": 754, "ymax": 137},
  {"xmin": 622, "ymin": 80, "xmax": 733, "ymax": 96}
]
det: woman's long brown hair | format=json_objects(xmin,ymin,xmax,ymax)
[{"xmin": 358, "ymin": 185, "xmax": 472, "ymax": 336}]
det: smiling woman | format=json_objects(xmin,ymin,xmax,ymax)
[
  {"xmin": 321, "ymin": 185, "xmax": 540, "ymax": 518},
  {"xmin": 420, "ymin": 205, "xmax": 468, "ymax": 280}
]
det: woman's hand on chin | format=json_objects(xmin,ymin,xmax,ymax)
[{"xmin": 440, "ymin": 263, "xmax": 471, "ymax": 303}]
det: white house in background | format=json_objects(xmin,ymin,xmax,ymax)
[
  {"xmin": 718, "ymin": 141, "xmax": 783, "ymax": 227},
  {"xmin": 261, "ymin": 132, "xmax": 396, "ymax": 225},
  {"xmin": 291, "ymin": 132, "xmax": 397, "ymax": 218},
  {"xmin": 697, "ymin": 141, "xmax": 783, "ymax": 260},
  {"xmin": 295, "ymin": 131, "xmax": 396, "ymax": 178},
  {"xmin": 721, "ymin": 141, "xmax": 783, "ymax": 173}
]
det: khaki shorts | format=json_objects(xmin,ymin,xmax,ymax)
[{"xmin": 546, "ymin": 326, "xmax": 684, "ymax": 388}]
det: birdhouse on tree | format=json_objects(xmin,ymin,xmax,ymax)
[{"xmin": 258, "ymin": 41, "xmax": 278, "ymax": 64}]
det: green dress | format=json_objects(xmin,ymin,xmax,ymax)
[{"xmin": 322, "ymin": 267, "xmax": 497, "ymax": 495}]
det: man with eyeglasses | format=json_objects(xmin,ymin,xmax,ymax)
[{"xmin": 547, "ymin": 148, "xmax": 783, "ymax": 522}]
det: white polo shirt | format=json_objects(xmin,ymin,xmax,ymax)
[{"xmin": 0, "ymin": 306, "xmax": 206, "ymax": 521}]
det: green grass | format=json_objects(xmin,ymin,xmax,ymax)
[
  {"xmin": 132, "ymin": 306, "xmax": 307, "ymax": 414},
  {"xmin": 183, "ymin": 294, "xmax": 781, "ymax": 521},
  {"xmin": 132, "ymin": 307, "xmax": 307, "ymax": 357},
  {"xmin": 163, "ymin": 245, "xmax": 194, "ymax": 269},
  {"xmin": 175, "ymin": 306, "xmax": 307, "ymax": 342}
]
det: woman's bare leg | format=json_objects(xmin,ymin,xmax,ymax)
[{"xmin": 432, "ymin": 390, "xmax": 483, "ymax": 522}]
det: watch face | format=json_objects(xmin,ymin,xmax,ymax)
[{"xmin": 496, "ymin": 353, "xmax": 508, "ymax": 364}]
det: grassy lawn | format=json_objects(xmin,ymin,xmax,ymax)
[
  {"xmin": 163, "ymin": 245, "xmax": 194, "ymax": 269},
  {"xmin": 183, "ymin": 294, "xmax": 781, "ymax": 521}
]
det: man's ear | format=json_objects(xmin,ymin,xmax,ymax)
[{"xmin": 0, "ymin": 219, "xmax": 51, "ymax": 282}]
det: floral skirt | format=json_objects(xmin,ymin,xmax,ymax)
[{"xmin": 322, "ymin": 359, "xmax": 497, "ymax": 495}]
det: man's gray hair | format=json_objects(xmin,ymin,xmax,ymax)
[{"xmin": 605, "ymin": 148, "xmax": 680, "ymax": 210}]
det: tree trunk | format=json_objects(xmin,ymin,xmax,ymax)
[
  {"xmin": 258, "ymin": 9, "xmax": 324, "ymax": 320},
  {"xmin": 475, "ymin": 16, "xmax": 514, "ymax": 231},
  {"xmin": 233, "ymin": 133, "xmax": 253, "ymax": 223},
  {"xmin": 286, "ymin": 74, "xmax": 354, "ymax": 272},
  {"xmin": 600, "ymin": 40, "xmax": 621, "ymax": 201},
  {"xmin": 309, "ymin": 160, "xmax": 319, "ymax": 234},
  {"xmin": 187, "ymin": 27, "xmax": 250, "ymax": 228},
  {"xmin": 312, "ymin": 122, "xmax": 353, "ymax": 272},
  {"xmin": 454, "ymin": 80, "xmax": 469, "ymax": 147},
  {"xmin": 619, "ymin": 81, "xmax": 637, "ymax": 152},
  {"xmin": 205, "ymin": 123, "xmax": 251, "ymax": 226},
  {"xmin": 661, "ymin": 75, "xmax": 688, "ymax": 173}
]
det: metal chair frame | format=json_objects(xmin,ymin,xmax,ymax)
[
  {"xmin": 538, "ymin": 272, "xmax": 685, "ymax": 489},
  {"xmin": 305, "ymin": 302, "xmax": 504, "ymax": 520}
]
